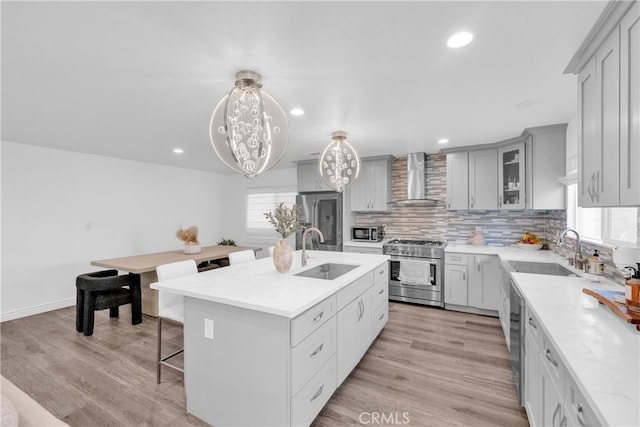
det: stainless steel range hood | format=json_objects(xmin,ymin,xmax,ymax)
[{"xmin": 390, "ymin": 152, "xmax": 442, "ymax": 205}]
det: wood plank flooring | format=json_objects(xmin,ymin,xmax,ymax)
[{"xmin": 1, "ymin": 302, "xmax": 528, "ymax": 426}]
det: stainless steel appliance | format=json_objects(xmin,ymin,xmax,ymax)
[
  {"xmin": 383, "ymin": 239, "xmax": 446, "ymax": 307},
  {"xmin": 509, "ymin": 278, "xmax": 525, "ymax": 406},
  {"xmin": 295, "ymin": 192, "xmax": 343, "ymax": 252},
  {"xmin": 351, "ymin": 226, "xmax": 384, "ymax": 242}
]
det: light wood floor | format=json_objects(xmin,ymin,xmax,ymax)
[{"xmin": 1, "ymin": 302, "xmax": 528, "ymax": 426}]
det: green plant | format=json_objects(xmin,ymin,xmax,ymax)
[
  {"xmin": 217, "ymin": 238, "xmax": 236, "ymax": 246},
  {"xmin": 264, "ymin": 203, "xmax": 302, "ymax": 239}
]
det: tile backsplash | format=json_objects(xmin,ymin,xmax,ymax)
[{"xmin": 355, "ymin": 153, "xmax": 638, "ymax": 285}]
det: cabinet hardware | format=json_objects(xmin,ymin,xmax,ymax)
[
  {"xmin": 378, "ymin": 313, "xmax": 384, "ymax": 320},
  {"xmin": 499, "ymin": 195, "xmax": 502, "ymax": 207},
  {"xmin": 595, "ymin": 170, "xmax": 600, "ymax": 202},
  {"xmin": 378, "ymin": 288, "xmax": 384, "ymax": 294},
  {"xmin": 476, "ymin": 256, "xmax": 480, "ymax": 271},
  {"xmin": 577, "ymin": 406, "xmax": 587, "ymax": 427},
  {"xmin": 470, "ymin": 196, "xmax": 474, "ymax": 208},
  {"xmin": 545, "ymin": 349, "xmax": 558, "ymax": 368},
  {"xmin": 310, "ymin": 343, "xmax": 324, "ymax": 357},
  {"xmin": 560, "ymin": 415, "xmax": 567, "ymax": 427},
  {"xmin": 310, "ymin": 385, "xmax": 324, "ymax": 402},
  {"xmin": 312, "ymin": 311, "xmax": 324, "ymax": 323},
  {"xmin": 378, "ymin": 269, "xmax": 384, "ymax": 275},
  {"xmin": 528, "ymin": 317, "xmax": 537, "ymax": 329},
  {"xmin": 552, "ymin": 402, "xmax": 561, "ymax": 427},
  {"xmin": 462, "ymin": 267, "xmax": 466, "ymax": 281}
]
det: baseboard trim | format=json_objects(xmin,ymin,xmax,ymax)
[{"xmin": 1, "ymin": 298, "xmax": 75, "ymax": 322}]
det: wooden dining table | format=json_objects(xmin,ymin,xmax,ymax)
[{"xmin": 91, "ymin": 245, "xmax": 262, "ymax": 316}]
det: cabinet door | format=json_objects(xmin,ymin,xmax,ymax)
[
  {"xmin": 595, "ymin": 27, "xmax": 621, "ymax": 206},
  {"xmin": 469, "ymin": 149, "xmax": 498, "ymax": 210},
  {"xmin": 578, "ymin": 57, "xmax": 599, "ymax": 207},
  {"xmin": 540, "ymin": 360, "xmax": 565, "ymax": 427},
  {"xmin": 336, "ymin": 292, "xmax": 373, "ymax": 386},
  {"xmin": 468, "ymin": 255, "xmax": 500, "ymax": 311},
  {"xmin": 369, "ymin": 158, "xmax": 391, "ymax": 211},
  {"xmin": 498, "ymin": 143, "xmax": 526, "ymax": 209},
  {"xmin": 298, "ymin": 161, "xmax": 330, "ymax": 192},
  {"xmin": 524, "ymin": 329, "xmax": 541, "ymax": 427},
  {"xmin": 446, "ymin": 152, "xmax": 469, "ymax": 210},
  {"xmin": 444, "ymin": 264, "xmax": 468, "ymax": 305},
  {"xmin": 620, "ymin": 2, "xmax": 640, "ymax": 205},
  {"xmin": 350, "ymin": 162, "xmax": 370, "ymax": 211}
]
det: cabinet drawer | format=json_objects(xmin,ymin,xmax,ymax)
[
  {"xmin": 373, "ymin": 302, "xmax": 388, "ymax": 336},
  {"xmin": 374, "ymin": 262, "xmax": 388, "ymax": 282},
  {"xmin": 291, "ymin": 317, "xmax": 336, "ymax": 396},
  {"xmin": 291, "ymin": 296, "xmax": 336, "ymax": 347},
  {"xmin": 541, "ymin": 333, "xmax": 565, "ymax": 396},
  {"xmin": 372, "ymin": 278, "xmax": 388, "ymax": 309},
  {"xmin": 336, "ymin": 272, "xmax": 373, "ymax": 311},
  {"xmin": 564, "ymin": 374, "xmax": 601, "ymax": 427},
  {"xmin": 445, "ymin": 253, "xmax": 468, "ymax": 266},
  {"xmin": 290, "ymin": 356, "xmax": 336, "ymax": 427}
]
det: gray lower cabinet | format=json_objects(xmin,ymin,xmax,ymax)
[
  {"xmin": 183, "ymin": 262, "xmax": 388, "ymax": 427},
  {"xmin": 444, "ymin": 252, "xmax": 499, "ymax": 315}
]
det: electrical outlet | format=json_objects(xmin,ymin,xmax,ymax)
[
  {"xmin": 475, "ymin": 226, "xmax": 482, "ymax": 232},
  {"xmin": 204, "ymin": 318, "xmax": 214, "ymax": 339}
]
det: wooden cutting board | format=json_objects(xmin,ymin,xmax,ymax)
[{"xmin": 582, "ymin": 288, "xmax": 640, "ymax": 331}]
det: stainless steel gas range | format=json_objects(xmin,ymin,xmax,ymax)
[{"xmin": 383, "ymin": 239, "xmax": 447, "ymax": 307}]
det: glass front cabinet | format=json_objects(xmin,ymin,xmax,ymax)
[{"xmin": 498, "ymin": 142, "xmax": 526, "ymax": 209}]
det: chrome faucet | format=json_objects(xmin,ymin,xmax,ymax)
[
  {"xmin": 557, "ymin": 228, "xmax": 586, "ymax": 269},
  {"xmin": 301, "ymin": 227, "xmax": 325, "ymax": 267}
]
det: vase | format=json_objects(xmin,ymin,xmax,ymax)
[
  {"xmin": 184, "ymin": 243, "xmax": 201, "ymax": 254},
  {"xmin": 272, "ymin": 239, "xmax": 293, "ymax": 273}
]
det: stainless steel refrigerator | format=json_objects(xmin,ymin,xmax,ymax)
[{"xmin": 295, "ymin": 192, "xmax": 343, "ymax": 252}]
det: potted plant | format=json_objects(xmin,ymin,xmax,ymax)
[
  {"xmin": 264, "ymin": 203, "xmax": 302, "ymax": 272},
  {"xmin": 176, "ymin": 226, "xmax": 201, "ymax": 254}
]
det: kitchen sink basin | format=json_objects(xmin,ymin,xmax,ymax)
[
  {"xmin": 295, "ymin": 263, "xmax": 359, "ymax": 280},
  {"xmin": 508, "ymin": 261, "xmax": 578, "ymax": 277}
]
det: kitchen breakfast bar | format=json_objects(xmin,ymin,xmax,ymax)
[{"xmin": 151, "ymin": 250, "xmax": 389, "ymax": 427}]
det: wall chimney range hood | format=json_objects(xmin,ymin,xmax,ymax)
[{"xmin": 390, "ymin": 152, "xmax": 442, "ymax": 205}]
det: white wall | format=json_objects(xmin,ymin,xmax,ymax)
[
  {"xmin": 1, "ymin": 142, "xmax": 229, "ymax": 321},
  {"xmin": 221, "ymin": 167, "xmax": 298, "ymax": 258}
]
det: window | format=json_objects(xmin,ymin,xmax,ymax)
[
  {"xmin": 246, "ymin": 187, "xmax": 297, "ymax": 235},
  {"xmin": 566, "ymin": 184, "xmax": 638, "ymax": 245}
]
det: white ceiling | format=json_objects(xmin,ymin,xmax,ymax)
[{"xmin": 1, "ymin": 1, "xmax": 607, "ymax": 174}]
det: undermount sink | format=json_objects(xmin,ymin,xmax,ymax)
[
  {"xmin": 295, "ymin": 263, "xmax": 359, "ymax": 280},
  {"xmin": 508, "ymin": 261, "xmax": 578, "ymax": 277}
]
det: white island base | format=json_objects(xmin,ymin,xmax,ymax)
[{"xmin": 152, "ymin": 251, "xmax": 389, "ymax": 427}]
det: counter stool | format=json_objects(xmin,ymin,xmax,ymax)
[{"xmin": 75, "ymin": 270, "xmax": 142, "ymax": 336}]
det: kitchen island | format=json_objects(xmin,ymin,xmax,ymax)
[{"xmin": 151, "ymin": 250, "xmax": 389, "ymax": 427}]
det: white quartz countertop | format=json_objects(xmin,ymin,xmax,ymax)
[
  {"xmin": 511, "ymin": 273, "xmax": 640, "ymax": 427},
  {"xmin": 446, "ymin": 243, "xmax": 568, "ymax": 262},
  {"xmin": 151, "ymin": 250, "xmax": 389, "ymax": 318}
]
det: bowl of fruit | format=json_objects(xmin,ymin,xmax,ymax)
[{"xmin": 517, "ymin": 232, "xmax": 543, "ymax": 250}]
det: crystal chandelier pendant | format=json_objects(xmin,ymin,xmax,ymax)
[
  {"xmin": 319, "ymin": 131, "xmax": 361, "ymax": 192},
  {"xmin": 209, "ymin": 70, "xmax": 289, "ymax": 178}
]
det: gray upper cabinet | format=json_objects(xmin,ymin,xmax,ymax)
[
  {"xmin": 297, "ymin": 160, "xmax": 332, "ymax": 192},
  {"xmin": 444, "ymin": 125, "xmax": 566, "ymax": 211},
  {"xmin": 350, "ymin": 156, "xmax": 393, "ymax": 212},
  {"xmin": 566, "ymin": 1, "xmax": 640, "ymax": 207}
]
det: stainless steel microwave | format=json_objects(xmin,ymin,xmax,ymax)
[{"xmin": 351, "ymin": 226, "xmax": 384, "ymax": 242}]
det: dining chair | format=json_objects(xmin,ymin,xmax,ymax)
[
  {"xmin": 228, "ymin": 249, "xmax": 256, "ymax": 265},
  {"xmin": 155, "ymin": 259, "xmax": 197, "ymax": 384}
]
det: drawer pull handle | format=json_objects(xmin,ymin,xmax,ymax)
[
  {"xmin": 545, "ymin": 349, "xmax": 558, "ymax": 368},
  {"xmin": 528, "ymin": 318, "xmax": 537, "ymax": 329},
  {"xmin": 560, "ymin": 415, "xmax": 567, "ymax": 427},
  {"xmin": 378, "ymin": 313, "xmax": 384, "ymax": 320},
  {"xmin": 310, "ymin": 385, "xmax": 324, "ymax": 402},
  {"xmin": 378, "ymin": 289, "xmax": 384, "ymax": 295},
  {"xmin": 310, "ymin": 343, "xmax": 324, "ymax": 358},
  {"xmin": 378, "ymin": 269, "xmax": 384, "ymax": 275},
  {"xmin": 577, "ymin": 406, "xmax": 586, "ymax": 427},
  {"xmin": 312, "ymin": 311, "xmax": 324, "ymax": 323}
]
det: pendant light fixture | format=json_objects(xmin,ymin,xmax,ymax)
[
  {"xmin": 319, "ymin": 131, "xmax": 360, "ymax": 192},
  {"xmin": 209, "ymin": 70, "xmax": 289, "ymax": 178}
]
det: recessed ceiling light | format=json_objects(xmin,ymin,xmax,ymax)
[
  {"xmin": 447, "ymin": 31, "xmax": 474, "ymax": 48},
  {"xmin": 173, "ymin": 148, "xmax": 184, "ymax": 154},
  {"xmin": 437, "ymin": 138, "xmax": 450, "ymax": 144},
  {"xmin": 290, "ymin": 107, "xmax": 305, "ymax": 116}
]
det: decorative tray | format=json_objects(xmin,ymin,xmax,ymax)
[{"xmin": 582, "ymin": 288, "xmax": 640, "ymax": 331}]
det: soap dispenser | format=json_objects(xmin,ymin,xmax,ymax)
[
  {"xmin": 588, "ymin": 250, "xmax": 604, "ymax": 275},
  {"xmin": 625, "ymin": 262, "xmax": 640, "ymax": 306}
]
